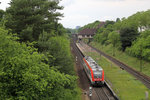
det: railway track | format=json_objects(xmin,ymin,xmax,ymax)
[
  {"xmin": 94, "ymin": 85, "xmax": 115, "ymax": 100},
  {"xmin": 85, "ymin": 42, "xmax": 150, "ymax": 89},
  {"xmin": 71, "ymin": 35, "xmax": 118, "ymax": 100}
]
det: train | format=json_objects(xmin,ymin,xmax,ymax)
[{"xmin": 83, "ymin": 56, "xmax": 104, "ymax": 86}]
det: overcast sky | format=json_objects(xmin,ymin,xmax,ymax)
[
  {"xmin": 1, "ymin": 0, "xmax": 150, "ymax": 28},
  {"xmin": 0, "ymin": 0, "xmax": 10, "ymax": 10}
]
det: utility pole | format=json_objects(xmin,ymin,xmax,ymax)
[{"xmin": 140, "ymin": 43, "xmax": 143, "ymax": 72}]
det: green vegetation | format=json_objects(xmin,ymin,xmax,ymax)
[
  {"xmin": 93, "ymin": 10, "xmax": 150, "ymax": 52},
  {"xmin": 44, "ymin": 36, "xmax": 74, "ymax": 75},
  {"xmin": 5, "ymin": 0, "xmax": 63, "ymax": 42},
  {"xmin": 86, "ymin": 52, "xmax": 150, "ymax": 100},
  {"xmin": 78, "ymin": 20, "xmax": 101, "ymax": 32},
  {"xmin": 90, "ymin": 42, "xmax": 150, "ymax": 77},
  {"xmin": 89, "ymin": 10, "xmax": 150, "ymax": 73},
  {"xmin": 0, "ymin": 9, "xmax": 4, "ymax": 22},
  {"xmin": 0, "ymin": 9, "xmax": 5, "ymax": 26},
  {"xmin": 120, "ymin": 26, "xmax": 139, "ymax": 51},
  {"xmin": 0, "ymin": 28, "xmax": 80, "ymax": 99},
  {"xmin": 126, "ymin": 30, "xmax": 150, "ymax": 61},
  {"xmin": 66, "ymin": 28, "xmax": 78, "ymax": 34},
  {"xmin": 0, "ymin": 0, "xmax": 81, "ymax": 99},
  {"xmin": 79, "ymin": 9, "xmax": 150, "ymax": 99},
  {"xmin": 107, "ymin": 31, "xmax": 120, "ymax": 56}
]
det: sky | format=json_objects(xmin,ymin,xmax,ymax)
[
  {"xmin": 59, "ymin": 0, "xmax": 150, "ymax": 28},
  {"xmin": 0, "ymin": 0, "xmax": 10, "ymax": 10},
  {"xmin": 1, "ymin": 0, "xmax": 150, "ymax": 28}
]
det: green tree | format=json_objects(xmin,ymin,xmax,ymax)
[
  {"xmin": 104, "ymin": 20, "xmax": 115, "ymax": 28},
  {"xmin": 108, "ymin": 31, "xmax": 120, "ymax": 56},
  {"xmin": 139, "ymin": 10, "xmax": 150, "ymax": 28},
  {"xmin": 37, "ymin": 31, "xmax": 53, "ymax": 52},
  {"xmin": 0, "ymin": 9, "xmax": 5, "ymax": 27},
  {"xmin": 94, "ymin": 23, "xmax": 114, "ymax": 45},
  {"xmin": 116, "ymin": 18, "xmax": 120, "ymax": 22},
  {"xmin": 120, "ymin": 26, "xmax": 139, "ymax": 51},
  {"xmin": 37, "ymin": 30, "xmax": 74, "ymax": 75},
  {"xmin": 78, "ymin": 20, "xmax": 101, "ymax": 32},
  {"xmin": 0, "ymin": 27, "xmax": 79, "ymax": 99},
  {"xmin": 96, "ymin": 27, "xmax": 105, "ymax": 34},
  {"xmin": 126, "ymin": 30, "xmax": 150, "ymax": 71},
  {"xmin": 5, "ymin": 0, "xmax": 63, "ymax": 42},
  {"xmin": 0, "ymin": 9, "xmax": 4, "ymax": 21},
  {"xmin": 47, "ymin": 36, "xmax": 74, "ymax": 75},
  {"xmin": 127, "ymin": 30, "xmax": 150, "ymax": 61},
  {"xmin": 56, "ymin": 23, "xmax": 67, "ymax": 36}
]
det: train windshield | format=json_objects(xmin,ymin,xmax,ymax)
[{"xmin": 94, "ymin": 71, "xmax": 102, "ymax": 78}]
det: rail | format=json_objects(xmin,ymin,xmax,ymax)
[
  {"xmin": 71, "ymin": 35, "xmax": 119, "ymax": 100},
  {"xmin": 86, "ymin": 42, "xmax": 150, "ymax": 89}
]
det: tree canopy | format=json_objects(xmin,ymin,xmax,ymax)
[
  {"xmin": 0, "ymin": 28, "xmax": 79, "ymax": 99},
  {"xmin": 0, "ymin": 0, "xmax": 81, "ymax": 99},
  {"xmin": 120, "ymin": 26, "xmax": 139, "ymax": 51},
  {"xmin": 0, "ymin": 9, "xmax": 4, "ymax": 21},
  {"xmin": 126, "ymin": 30, "xmax": 150, "ymax": 61},
  {"xmin": 5, "ymin": 0, "xmax": 63, "ymax": 42}
]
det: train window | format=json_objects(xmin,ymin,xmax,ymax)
[{"xmin": 94, "ymin": 71, "xmax": 102, "ymax": 78}]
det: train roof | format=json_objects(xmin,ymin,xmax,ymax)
[{"xmin": 84, "ymin": 56, "xmax": 103, "ymax": 71}]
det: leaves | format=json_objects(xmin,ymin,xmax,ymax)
[
  {"xmin": 5, "ymin": 0, "xmax": 63, "ymax": 42},
  {"xmin": 46, "ymin": 36, "xmax": 75, "ymax": 75},
  {"xmin": 126, "ymin": 30, "xmax": 150, "ymax": 61},
  {"xmin": 0, "ymin": 28, "xmax": 78, "ymax": 99},
  {"xmin": 108, "ymin": 31, "xmax": 120, "ymax": 48},
  {"xmin": 120, "ymin": 26, "xmax": 139, "ymax": 51}
]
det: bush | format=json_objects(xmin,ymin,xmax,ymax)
[
  {"xmin": 47, "ymin": 36, "xmax": 75, "ymax": 75},
  {"xmin": 0, "ymin": 28, "xmax": 78, "ymax": 99},
  {"xmin": 126, "ymin": 30, "xmax": 150, "ymax": 61}
]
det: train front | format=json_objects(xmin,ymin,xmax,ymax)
[{"xmin": 92, "ymin": 69, "xmax": 104, "ymax": 86}]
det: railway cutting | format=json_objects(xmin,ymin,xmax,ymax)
[{"xmin": 71, "ymin": 35, "xmax": 118, "ymax": 100}]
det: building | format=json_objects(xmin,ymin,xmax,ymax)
[
  {"xmin": 78, "ymin": 21, "xmax": 105, "ymax": 40},
  {"xmin": 78, "ymin": 28, "xmax": 96, "ymax": 39}
]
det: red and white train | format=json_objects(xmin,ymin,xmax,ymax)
[{"xmin": 83, "ymin": 56, "xmax": 104, "ymax": 85}]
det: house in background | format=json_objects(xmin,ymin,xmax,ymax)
[
  {"xmin": 78, "ymin": 28, "xmax": 96, "ymax": 39},
  {"xmin": 138, "ymin": 26, "xmax": 149, "ymax": 32},
  {"xmin": 78, "ymin": 21, "xmax": 105, "ymax": 41}
]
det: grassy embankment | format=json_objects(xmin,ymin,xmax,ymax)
[
  {"xmin": 85, "ymin": 51, "xmax": 150, "ymax": 100},
  {"xmin": 90, "ymin": 42, "xmax": 150, "ymax": 77},
  {"xmin": 80, "ymin": 39, "xmax": 150, "ymax": 99}
]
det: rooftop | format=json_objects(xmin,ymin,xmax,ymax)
[{"xmin": 84, "ymin": 56, "xmax": 103, "ymax": 70}]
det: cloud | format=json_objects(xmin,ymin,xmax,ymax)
[
  {"xmin": 60, "ymin": 14, "xmax": 91, "ymax": 28},
  {"xmin": 1, "ymin": 0, "xmax": 150, "ymax": 28},
  {"xmin": 92, "ymin": 0, "xmax": 125, "ymax": 2},
  {"xmin": 0, "ymin": 0, "xmax": 10, "ymax": 10},
  {"xmin": 59, "ymin": 0, "xmax": 150, "ymax": 28},
  {"xmin": 60, "ymin": 0, "xmax": 75, "ymax": 7}
]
